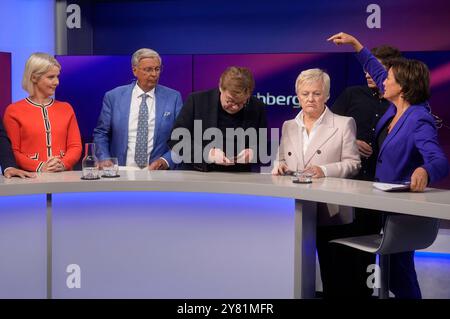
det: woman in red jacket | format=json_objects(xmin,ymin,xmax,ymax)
[{"xmin": 3, "ymin": 53, "xmax": 82, "ymax": 172}]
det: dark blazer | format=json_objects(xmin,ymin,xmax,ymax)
[
  {"xmin": 168, "ymin": 88, "xmax": 267, "ymax": 172},
  {"xmin": 0, "ymin": 119, "xmax": 17, "ymax": 174}
]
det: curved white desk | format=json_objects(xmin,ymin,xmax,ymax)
[
  {"xmin": 1, "ymin": 170, "xmax": 450, "ymax": 299},
  {"xmin": 2, "ymin": 170, "xmax": 450, "ymax": 219}
]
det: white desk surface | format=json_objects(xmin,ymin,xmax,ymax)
[{"xmin": 1, "ymin": 170, "xmax": 450, "ymax": 220}]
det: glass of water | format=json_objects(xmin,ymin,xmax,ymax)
[
  {"xmin": 296, "ymin": 171, "xmax": 313, "ymax": 183},
  {"xmin": 101, "ymin": 157, "xmax": 119, "ymax": 178},
  {"xmin": 292, "ymin": 163, "xmax": 313, "ymax": 184}
]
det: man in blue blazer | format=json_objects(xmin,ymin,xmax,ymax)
[
  {"xmin": 93, "ymin": 48, "xmax": 183, "ymax": 169},
  {"xmin": 1, "ymin": 120, "xmax": 35, "ymax": 178}
]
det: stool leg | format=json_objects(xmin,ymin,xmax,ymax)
[{"xmin": 379, "ymin": 254, "xmax": 390, "ymax": 299}]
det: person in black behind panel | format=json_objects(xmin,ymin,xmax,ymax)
[
  {"xmin": 168, "ymin": 66, "xmax": 267, "ymax": 172},
  {"xmin": 325, "ymin": 45, "xmax": 402, "ymax": 298},
  {"xmin": 0, "ymin": 120, "xmax": 35, "ymax": 178}
]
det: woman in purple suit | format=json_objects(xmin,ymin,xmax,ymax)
[{"xmin": 328, "ymin": 32, "xmax": 449, "ymax": 298}]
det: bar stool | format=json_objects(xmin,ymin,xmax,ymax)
[{"xmin": 330, "ymin": 214, "xmax": 440, "ymax": 299}]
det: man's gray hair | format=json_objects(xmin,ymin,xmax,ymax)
[
  {"xmin": 295, "ymin": 68, "xmax": 330, "ymax": 99},
  {"xmin": 131, "ymin": 48, "xmax": 162, "ymax": 66}
]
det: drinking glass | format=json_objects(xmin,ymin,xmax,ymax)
[
  {"xmin": 293, "ymin": 162, "xmax": 313, "ymax": 184},
  {"xmin": 101, "ymin": 157, "xmax": 119, "ymax": 178}
]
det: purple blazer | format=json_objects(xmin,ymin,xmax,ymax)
[{"xmin": 356, "ymin": 48, "xmax": 449, "ymax": 184}]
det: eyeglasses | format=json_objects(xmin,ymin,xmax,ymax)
[
  {"xmin": 224, "ymin": 97, "xmax": 248, "ymax": 108},
  {"xmin": 222, "ymin": 91, "xmax": 249, "ymax": 108},
  {"xmin": 138, "ymin": 66, "xmax": 162, "ymax": 74}
]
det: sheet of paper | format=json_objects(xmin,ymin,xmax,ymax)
[{"xmin": 373, "ymin": 182, "xmax": 410, "ymax": 192}]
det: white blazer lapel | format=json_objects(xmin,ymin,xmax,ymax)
[{"xmin": 286, "ymin": 122, "xmax": 305, "ymax": 169}]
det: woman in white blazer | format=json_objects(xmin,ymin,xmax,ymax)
[{"xmin": 272, "ymin": 68, "xmax": 361, "ymax": 298}]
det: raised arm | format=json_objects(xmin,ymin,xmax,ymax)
[{"xmin": 328, "ymin": 32, "xmax": 388, "ymax": 93}]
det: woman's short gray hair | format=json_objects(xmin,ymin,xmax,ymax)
[
  {"xmin": 131, "ymin": 48, "xmax": 162, "ymax": 66},
  {"xmin": 22, "ymin": 52, "xmax": 61, "ymax": 96},
  {"xmin": 295, "ymin": 68, "xmax": 330, "ymax": 100}
]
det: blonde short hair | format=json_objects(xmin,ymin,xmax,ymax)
[
  {"xmin": 22, "ymin": 53, "xmax": 61, "ymax": 96},
  {"xmin": 295, "ymin": 68, "xmax": 330, "ymax": 100}
]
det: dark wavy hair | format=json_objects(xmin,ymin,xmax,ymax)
[
  {"xmin": 390, "ymin": 58, "xmax": 431, "ymax": 105},
  {"xmin": 371, "ymin": 45, "xmax": 402, "ymax": 68}
]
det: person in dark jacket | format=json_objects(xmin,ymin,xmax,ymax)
[
  {"xmin": 0, "ymin": 120, "xmax": 35, "ymax": 178},
  {"xmin": 168, "ymin": 66, "xmax": 267, "ymax": 172}
]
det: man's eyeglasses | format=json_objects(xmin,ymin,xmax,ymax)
[
  {"xmin": 225, "ymin": 99, "xmax": 248, "ymax": 108},
  {"xmin": 138, "ymin": 66, "xmax": 162, "ymax": 74}
]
